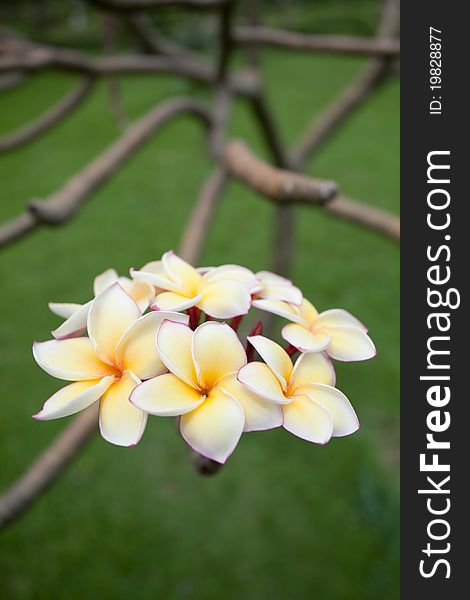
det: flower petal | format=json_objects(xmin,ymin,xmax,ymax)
[
  {"xmin": 256, "ymin": 271, "xmax": 293, "ymax": 286},
  {"xmin": 296, "ymin": 383, "xmax": 359, "ymax": 437},
  {"xmin": 130, "ymin": 373, "xmax": 204, "ymax": 416},
  {"xmin": 247, "ymin": 335, "xmax": 292, "ymax": 390},
  {"xmin": 93, "ymin": 268, "xmax": 118, "ymax": 295},
  {"xmin": 156, "ymin": 320, "xmax": 198, "ymax": 388},
  {"xmin": 237, "ymin": 362, "xmax": 289, "ymax": 404},
  {"xmin": 116, "ymin": 311, "xmax": 188, "ymax": 380},
  {"xmin": 131, "ymin": 264, "xmax": 183, "ymax": 294},
  {"xmin": 34, "ymin": 376, "xmax": 114, "ymax": 421},
  {"xmin": 87, "ymin": 283, "xmax": 141, "ymax": 365},
  {"xmin": 33, "ymin": 338, "xmax": 115, "ymax": 381},
  {"xmin": 202, "ymin": 264, "xmax": 260, "ymax": 292},
  {"xmin": 282, "ymin": 394, "xmax": 333, "ymax": 444},
  {"xmin": 259, "ymin": 282, "xmax": 302, "ymax": 305},
  {"xmin": 120, "ymin": 279, "xmax": 154, "ymax": 312},
  {"xmin": 162, "ymin": 251, "xmax": 202, "ymax": 294},
  {"xmin": 315, "ymin": 308, "xmax": 367, "ymax": 332},
  {"xmin": 219, "ymin": 374, "xmax": 283, "ymax": 432},
  {"xmin": 48, "ymin": 302, "xmax": 81, "ymax": 319},
  {"xmin": 192, "ymin": 321, "xmax": 247, "ymax": 389},
  {"xmin": 153, "ymin": 291, "xmax": 200, "ymax": 312},
  {"xmin": 326, "ymin": 326, "xmax": 376, "ymax": 362},
  {"xmin": 251, "ymin": 299, "xmax": 305, "ymax": 324},
  {"xmin": 52, "ymin": 300, "xmax": 92, "ymax": 340},
  {"xmin": 298, "ymin": 298, "xmax": 319, "ymax": 325},
  {"xmin": 179, "ymin": 387, "xmax": 244, "ymax": 463},
  {"xmin": 281, "ymin": 323, "xmax": 330, "ymax": 353},
  {"xmin": 198, "ymin": 280, "xmax": 251, "ymax": 319},
  {"xmin": 99, "ymin": 371, "xmax": 146, "ymax": 446},
  {"xmin": 290, "ymin": 352, "xmax": 335, "ymax": 390}
]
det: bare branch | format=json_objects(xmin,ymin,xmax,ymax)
[
  {"xmin": 0, "ymin": 71, "xmax": 25, "ymax": 92},
  {"xmin": 87, "ymin": 0, "xmax": 227, "ymax": 11},
  {"xmin": 0, "ymin": 77, "xmax": 95, "ymax": 154}
]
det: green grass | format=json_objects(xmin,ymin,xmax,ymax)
[{"xmin": 0, "ymin": 47, "xmax": 399, "ymax": 600}]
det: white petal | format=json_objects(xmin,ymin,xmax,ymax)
[
  {"xmin": 296, "ymin": 383, "xmax": 359, "ymax": 437},
  {"xmin": 315, "ymin": 308, "xmax": 367, "ymax": 332},
  {"xmin": 298, "ymin": 298, "xmax": 319, "ymax": 325},
  {"xmin": 202, "ymin": 264, "xmax": 259, "ymax": 292},
  {"xmin": 290, "ymin": 352, "xmax": 335, "ymax": 390},
  {"xmin": 48, "ymin": 302, "xmax": 82, "ymax": 319},
  {"xmin": 52, "ymin": 300, "xmax": 92, "ymax": 340},
  {"xmin": 247, "ymin": 335, "xmax": 292, "ymax": 390},
  {"xmin": 156, "ymin": 320, "xmax": 198, "ymax": 388},
  {"xmin": 281, "ymin": 323, "xmax": 330, "ymax": 353},
  {"xmin": 192, "ymin": 321, "xmax": 247, "ymax": 389},
  {"xmin": 251, "ymin": 299, "xmax": 306, "ymax": 324},
  {"xmin": 219, "ymin": 374, "xmax": 283, "ymax": 432},
  {"xmin": 180, "ymin": 388, "xmax": 244, "ymax": 463},
  {"xmin": 153, "ymin": 291, "xmax": 200, "ymax": 312},
  {"xmin": 99, "ymin": 371, "xmax": 146, "ymax": 447},
  {"xmin": 93, "ymin": 268, "xmax": 118, "ymax": 295},
  {"xmin": 116, "ymin": 311, "xmax": 188, "ymax": 380},
  {"xmin": 326, "ymin": 326, "xmax": 376, "ymax": 362},
  {"xmin": 33, "ymin": 338, "xmax": 115, "ymax": 381},
  {"xmin": 120, "ymin": 278, "xmax": 154, "ymax": 312},
  {"xmin": 162, "ymin": 250, "xmax": 202, "ymax": 294},
  {"xmin": 282, "ymin": 394, "xmax": 333, "ymax": 444},
  {"xmin": 130, "ymin": 373, "xmax": 204, "ymax": 416},
  {"xmin": 34, "ymin": 376, "xmax": 114, "ymax": 421},
  {"xmin": 88, "ymin": 283, "xmax": 141, "ymax": 365},
  {"xmin": 259, "ymin": 282, "xmax": 302, "ymax": 305},
  {"xmin": 256, "ymin": 271, "xmax": 293, "ymax": 286},
  {"xmin": 131, "ymin": 261, "xmax": 183, "ymax": 294},
  {"xmin": 237, "ymin": 362, "xmax": 289, "ymax": 404},
  {"xmin": 198, "ymin": 280, "xmax": 251, "ymax": 319}
]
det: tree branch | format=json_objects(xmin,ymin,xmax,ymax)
[{"xmin": 87, "ymin": 0, "xmax": 227, "ymax": 11}]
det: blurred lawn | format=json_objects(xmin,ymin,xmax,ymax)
[{"xmin": 0, "ymin": 43, "xmax": 399, "ymax": 600}]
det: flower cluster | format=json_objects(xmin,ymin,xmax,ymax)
[{"xmin": 33, "ymin": 251, "xmax": 376, "ymax": 463}]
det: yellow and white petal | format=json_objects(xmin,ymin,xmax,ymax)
[
  {"xmin": 246, "ymin": 335, "xmax": 292, "ymax": 390},
  {"xmin": 315, "ymin": 308, "xmax": 367, "ymax": 332},
  {"xmin": 289, "ymin": 352, "xmax": 335, "ymax": 391},
  {"xmin": 153, "ymin": 291, "xmax": 200, "ymax": 312},
  {"xmin": 33, "ymin": 338, "xmax": 115, "ymax": 381},
  {"xmin": 256, "ymin": 271, "xmax": 293, "ymax": 286},
  {"xmin": 325, "ymin": 326, "xmax": 376, "ymax": 362},
  {"xmin": 130, "ymin": 373, "xmax": 204, "ymax": 416},
  {"xmin": 298, "ymin": 298, "xmax": 319, "ymax": 325},
  {"xmin": 162, "ymin": 250, "xmax": 202, "ymax": 294},
  {"xmin": 281, "ymin": 323, "xmax": 330, "ymax": 353},
  {"xmin": 88, "ymin": 283, "xmax": 141, "ymax": 365},
  {"xmin": 202, "ymin": 264, "xmax": 260, "ymax": 293},
  {"xmin": 99, "ymin": 371, "xmax": 146, "ymax": 447},
  {"xmin": 192, "ymin": 321, "xmax": 247, "ymax": 389},
  {"xmin": 156, "ymin": 320, "xmax": 198, "ymax": 388},
  {"xmin": 34, "ymin": 376, "xmax": 114, "ymax": 421},
  {"xmin": 296, "ymin": 383, "xmax": 359, "ymax": 437},
  {"xmin": 52, "ymin": 300, "xmax": 92, "ymax": 340},
  {"xmin": 93, "ymin": 268, "xmax": 118, "ymax": 295},
  {"xmin": 219, "ymin": 374, "xmax": 283, "ymax": 432},
  {"xmin": 237, "ymin": 362, "xmax": 289, "ymax": 404},
  {"xmin": 251, "ymin": 299, "xmax": 306, "ymax": 324},
  {"xmin": 130, "ymin": 262, "xmax": 183, "ymax": 294},
  {"xmin": 179, "ymin": 387, "xmax": 244, "ymax": 463},
  {"xmin": 48, "ymin": 302, "xmax": 81, "ymax": 319},
  {"xmin": 116, "ymin": 311, "xmax": 188, "ymax": 380},
  {"xmin": 198, "ymin": 280, "xmax": 251, "ymax": 319},
  {"xmin": 282, "ymin": 394, "xmax": 333, "ymax": 444},
  {"xmin": 260, "ymin": 282, "xmax": 303, "ymax": 305}
]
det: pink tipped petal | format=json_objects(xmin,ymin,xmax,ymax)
[
  {"xmin": 296, "ymin": 383, "xmax": 359, "ymax": 437},
  {"xmin": 130, "ymin": 373, "xmax": 204, "ymax": 416},
  {"xmin": 251, "ymin": 299, "xmax": 305, "ymax": 324},
  {"xmin": 282, "ymin": 394, "xmax": 333, "ymax": 444},
  {"xmin": 326, "ymin": 326, "xmax": 376, "ymax": 362},
  {"xmin": 156, "ymin": 320, "xmax": 198, "ymax": 388},
  {"xmin": 260, "ymin": 282, "xmax": 303, "ymax": 305},
  {"xmin": 198, "ymin": 280, "xmax": 251, "ymax": 319},
  {"xmin": 99, "ymin": 371, "xmax": 146, "ymax": 447},
  {"xmin": 192, "ymin": 321, "xmax": 247, "ymax": 389},
  {"xmin": 315, "ymin": 308, "xmax": 368, "ymax": 332},
  {"xmin": 88, "ymin": 283, "xmax": 141, "ymax": 365},
  {"xmin": 179, "ymin": 388, "xmax": 244, "ymax": 464},
  {"xmin": 237, "ymin": 362, "xmax": 289, "ymax": 404},
  {"xmin": 202, "ymin": 264, "xmax": 259, "ymax": 292},
  {"xmin": 93, "ymin": 268, "xmax": 118, "ymax": 296},
  {"xmin": 119, "ymin": 278, "xmax": 155, "ymax": 312},
  {"xmin": 34, "ymin": 376, "xmax": 114, "ymax": 421},
  {"xmin": 153, "ymin": 291, "xmax": 200, "ymax": 312},
  {"xmin": 256, "ymin": 271, "xmax": 293, "ymax": 286},
  {"xmin": 51, "ymin": 300, "xmax": 92, "ymax": 340},
  {"xmin": 290, "ymin": 352, "xmax": 335, "ymax": 390},
  {"xmin": 162, "ymin": 251, "xmax": 202, "ymax": 293},
  {"xmin": 281, "ymin": 323, "xmax": 330, "ymax": 353},
  {"xmin": 33, "ymin": 338, "xmax": 115, "ymax": 381},
  {"xmin": 48, "ymin": 302, "xmax": 81, "ymax": 319},
  {"xmin": 219, "ymin": 374, "xmax": 283, "ymax": 432},
  {"xmin": 247, "ymin": 335, "xmax": 292, "ymax": 390}
]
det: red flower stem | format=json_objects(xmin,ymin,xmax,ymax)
[
  {"xmin": 188, "ymin": 307, "xmax": 201, "ymax": 330},
  {"xmin": 285, "ymin": 344, "xmax": 298, "ymax": 357},
  {"xmin": 245, "ymin": 320, "xmax": 263, "ymax": 362},
  {"xmin": 230, "ymin": 315, "xmax": 244, "ymax": 332}
]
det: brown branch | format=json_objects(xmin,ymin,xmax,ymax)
[
  {"xmin": 234, "ymin": 26, "xmax": 400, "ymax": 57},
  {"xmin": 87, "ymin": 0, "xmax": 227, "ymax": 11},
  {"xmin": 0, "ymin": 77, "xmax": 95, "ymax": 154},
  {"xmin": 0, "ymin": 97, "xmax": 211, "ymax": 248},
  {"xmin": 0, "ymin": 70, "xmax": 25, "ymax": 92}
]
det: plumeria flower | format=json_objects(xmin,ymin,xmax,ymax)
[
  {"xmin": 33, "ymin": 283, "xmax": 188, "ymax": 446},
  {"xmin": 131, "ymin": 251, "xmax": 251, "ymax": 319},
  {"xmin": 238, "ymin": 336, "xmax": 359, "ymax": 444},
  {"xmin": 252, "ymin": 271, "xmax": 302, "ymax": 305},
  {"xmin": 49, "ymin": 268, "xmax": 154, "ymax": 340},
  {"xmin": 130, "ymin": 321, "xmax": 282, "ymax": 463}
]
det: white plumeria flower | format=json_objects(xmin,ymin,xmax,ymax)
[
  {"xmin": 131, "ymin": 251, "xmax": 251, "ymax": 319},
  {"xmin": 130, "ymin": 320, "xmax": 282, "ymax": 463},
  {"xmin": 238, "ymin": 336, "xmax": 359, "ymax": 444},
  {"xmin": 33, "ymin": 283, "xmax": 188, "ymax": 446},
  {"xmin": 49, "ymin": 268, "xmax": 154, "ymax": 340}
]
